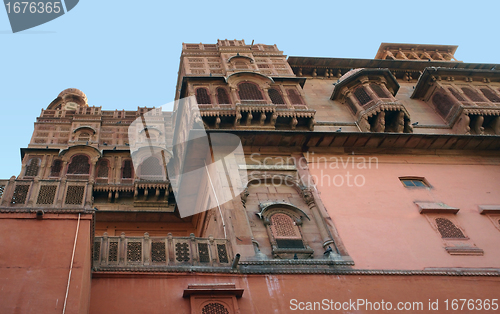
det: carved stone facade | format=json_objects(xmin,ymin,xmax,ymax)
[{"xmin": 1, "ymin": 41, "xmax": 499, "ymax": 314}]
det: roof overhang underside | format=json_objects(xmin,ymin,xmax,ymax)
[
  {"xmin": 287, "ymin": 56, "xmax": 499, "ymax": 72},
  {"xmin": 204, "ymin": 129, "xmax": 500, "ymax": 152}
]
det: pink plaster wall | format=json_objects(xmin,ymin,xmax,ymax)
[
  {"xmin": 0, "ymin": 213, "xmax": 92, "ymax": 314},
  {"xmin": 308, "ymin": 153, "xmax": 500, "ymax": 270}
]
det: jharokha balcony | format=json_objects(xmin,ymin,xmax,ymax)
[{"xmin": 93, "ymin": 233, "xmax": 234, "ymax": 271}]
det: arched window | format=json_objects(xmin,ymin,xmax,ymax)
[
  {"xmin": 96, "ymin": 159, "xmax": 109, "ymax": 178},
  {"xmin": 268, "ymin": 88, "xmax": 285, "ymax": 105},
  {"xmin": 50, "ymin": 159, "xmax": 62, "ymax": 177},
  {"xmin": 238, "ymin": 83, "xmax": 264, "ymax": 100},
  {"xmin": 202, "ymin": 302, "xmax": 229, "ymax": 314},
  {"xmin": 287, "ymin": 89, "xmax": 304, "ymax": 105},
  {"xmin": 435, "ymin": 218, "xmax": 466, "ymax": 239},
  {"xmin": 461, "ymin": 87, "xmax": 485, "ymax": 102},
  {"xmin": 25, "ymin": 158, "xmax": 40, "ymax": 177},
  {"xmin": 480, "ymin": 88, "xmax": 500, "ymax": 102},
  {"xmin": 216, "ymin": 87, "xmax": 231, "ymax": 104},
  {"xmin": 140, "ymin": 157, "xmax": 162, "ymax": 176},
  {"xmin": 270, "ymin": 213, "xmax": 304, "ymax": 249},
  {"xmin": 67, "ymin": 155, "xmax": 90, "ymax": 174},
  {"xmin": 122, "ymin": 160, "xmax": 133, "ymax": 179},
  {"xmin": 370, "ymin": 84, "xmax": 390, "ymax": 98},
  {"xmin": 353, "ymin": 87, "xmax": 371, "ymax": 106},
  {"xmin": 195, "ymin": 88, "xmax": 212, "ymax": 104}
]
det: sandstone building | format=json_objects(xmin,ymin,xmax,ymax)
[{"xmin": 1, "ymin": 40, "xmax": 499, "ymax": 313}]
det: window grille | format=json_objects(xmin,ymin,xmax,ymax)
[
  {"xmin": 238, "ymin": 83, "xmax": 264, "ymax": 100},
  {"xmin": 151, "ymin": 242, "xmax": 166, "ymax": 263},
  {"xmin": 435, "ymin": 218, "xmax": 466, "ymax": 238},
  {"xmin": 432, "ymin": 93, "xmax": 455, "ymax": 117},
  {"xmin": 370, "ymin": 84, "xmax": 390, "ymax": 98},
  {"xmin": 122, "ymin": 160, "xmax": 133, "ymax": 178},
  {"xmin": 271, "ymin": 214, "xmax": 300, "ymax": 238},
  {"xmin": 0, "ymin": 185, "xmax": 4, "ymax": 199},
  {"xmin": 96, "ymin": 159, "xmax": 109, "ymax": 178},
  {"xmin": 202, "ymin": 303, "xmax": 229, "ymax": 314},
  {"xmin": 270, "ymin": 213, "xmax": 305, "ymax": 249},
  {"xmin": 354, "ymin": 87, "xmax": 371, "ymax": 106},
  {"xmin": 448, "ymin": 88, "xmax": 465, "ymax": 101},
  {"xmin": 198, "ymin": 243, "xmax": 210, "ymax": 263},
  {"xmin": 127, "ymin": 242, "xmax": 142, "ymax": 262},
  {"xmin": 11, "ymin": 185, "xmax": 29, "ymax": 204},
  {"xmin": 36, "ymin": 185, "xmax": 57, "ymax": 205},
  {"xmin": 196, "ymin": 88, "xmax": 212, "ymax": 105},
  {"xmin": 108, "ymin": 241, "xmax": 118, "ymax": 262},
  {"xmin": 268, "ymin": 88, "xmax": 285, "ymax": 104},
  {"xmin": 50, "ymin": 159, "xmax": 62, "ymax": 177},
  {"xmin": 65, "ymin": 186, "xmax": 85, "ymax": 205},
  {"xmin": 462, "ymin": 87, "xmax": 485, "ymax": 102},
  {"xmin": 175, "ymin": 242, "xmax": 190, "ymax": 262},
  {"xmin": 216, "ymin": 88, "xmax": 230, "ymax": 104},
  {"xmin": 287, "ymin": 89, "xmax": 304, "ymax": 105},
  {"xmin": 67, "ymin": 155, "xmax": 90, "ymax": 174},
  {"xmin": 25, "ymin": 158, "xmax": 40, "ymax": 177},
  {"xmin": 93, "ymin": 242, "xmax": 101, "ymax": 261},
  {"xmin": 217, "ymin": 244, "xmax": 229, "ymax": 263},
  {"xmin": 480, "ymin": 88, "xmax": 500, "ymax": 102}
]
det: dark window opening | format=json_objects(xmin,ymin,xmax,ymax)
[
  {"xmin": 462, "ymin": 87, "xmax": 486, "ymax": 102},
  {"xmin": 480, "ymin": 88, "xmax": 500, "ymax": 102},
  {"xmin": 50, "ymin": 159, "xmax": 62, "ymax": 177},
  {"xmin": 268, "ymin": 88, "xmax": 285, "ymax": 105},
  {"xmin": 238, "ymin": 83, "xmax": 264, "ymax": 100},
  {"xmin": 448, "ymin": 88, "xmax": 465, "ymax": 101},
  {"xmin": 216, "ymin": 87, "xmax": 230, "ymax": 104},
  {"xmin": 195, "ymin": 88, "xmax": 212, "ymax": 104},
  {"xmin": 354, "ymin": 87, "xmax": 372, "ymax": 106},
  {"xmin": 122, "ymin": 160, "xmax": 133, "ymax": 179},
  {"xmin": 287, "ymin": 89, "xmax": 304, "ymax": 105},
  {"xmin": 96, "ymin": 159, "xmax": 109, "ymax": 178},
  {"xmin": 25, "ymin": 158, "xmax": 40, "ymax": 177},
  {"xmin": 67, "ymin": 155, "xmax": 90, "ymax": 174},
  {"xmin": 370, "ymin": 84, "xmax": 390, "ymax": 98}
]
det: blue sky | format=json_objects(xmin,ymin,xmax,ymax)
[{"xmin": 1, "ymin": 0, "xmax": 499, "ymax": 179}]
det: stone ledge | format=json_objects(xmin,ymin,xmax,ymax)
[{"xmin": 415, "ymin": 202, "xmax": 459, "ymax": 214}]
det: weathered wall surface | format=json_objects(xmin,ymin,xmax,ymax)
[
  {"xmin": 0, "ymin": 213, "xmax": 92, "ymax": 314},
  {"xmin": 307, "ymin": 153, "xmax": 500, "ymax": 269},
  {"xmin": 90, "ymin": 273, "xmax": 500, "ymax": 313}
]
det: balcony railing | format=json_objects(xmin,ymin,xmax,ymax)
[{"xmin": 93, "ymin": 233, "xmax": 233, "ymax": 269}]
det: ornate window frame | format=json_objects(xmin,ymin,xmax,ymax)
[
  {"xmin": 183, "ymin": 283, "xmax": 243, "ymax": 314},
  {"xmin": 417, "ymin": 202, "xmax": 483, "ymax": 255},
  {"xmin": 257, "ymin": 201, "xmax": 314, "ymax": 259}
]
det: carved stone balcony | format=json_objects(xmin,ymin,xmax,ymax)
[
  {"xmin": 0, "ymin": 178, "xmax": 91, "ymax": 209},
  {"xmin": 93, "ymin": 233, "xmax": 233, "ymax": 271},
  {"xmin": 199, "ymin": 103, "xmax": 315, "ymax": 130}
]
